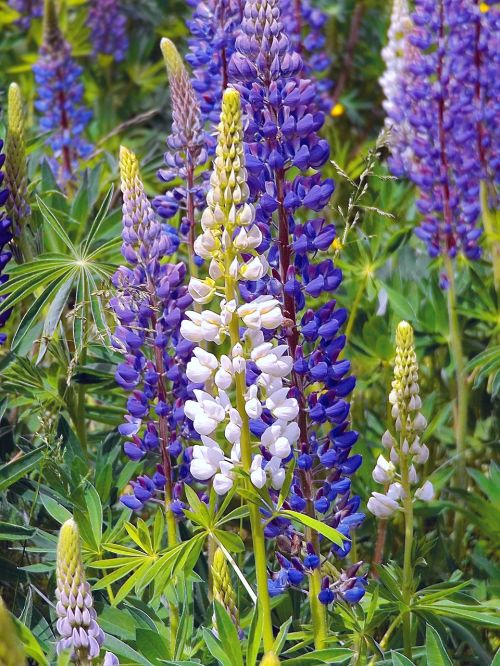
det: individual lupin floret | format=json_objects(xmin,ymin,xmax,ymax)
[
  {"xmin": 0, "ymin": 596, "xmax": 25, "ymax": 666},
  {"xmin": 212, "ymin": 548, "xmax": 239, "ymax": 631},
  {"xmin": 55, "ymin": 519, "xmax": 105, "ymax": 662},
  {"xmin": 5, "ymin": 83, "xmax": 32, "ymax": 262},
  {"xmin": 368, "ymin": 321, "xmax": 433, "ymax": 518},
  {"xmin": 33, "ymin": 0, "xmax": 92, "ymax": 187},
  {"xmin": 87, "ymin": 0, "xmax": 128, "ymax": 62},
  {"xmin": 153, "ymin": 39, "xmax": 208, "ymax": 243}
]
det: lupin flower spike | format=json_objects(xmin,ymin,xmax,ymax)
[
  {"xmin": 153, "ymin": 39, "xmax": 208, "ymax": 247},
  {"xmin": 87, "ymin": 0, "xmax": 128, "ymax": 62},
  {"xmin": 113, "ymin": 146, "xmax": 194, "ymax": 524},
  {"xmin": 368, "ymin": 321, "xmax": 433, "ymax": 519},
  {"xmin": 182, "ymin": 87, "xmax": 290, "ymax": 652},
  {"xmin": 380, "ymin": 0, "xmax": 499, "ymax": 260},
  {"xmin": 55, "ymin": 519, "xmax": 105, "ymax": 662},
  {"xmin": 33, "ymin": 0, "xmax": 92, "ymax": 188},
  {"xmin": 5, "ymin": 83, "xmax": 32, "ymax": 262},
  {"xmin": 0, "ymin": 597, "xmax": 25, "ymax": 666},
  {"xmin": 0, "ymin": 135, "xmax": 13, "ymax": 346},
  {"xmin": 212, "ymin": 548, "xmax": 239, "ymax": 630}
]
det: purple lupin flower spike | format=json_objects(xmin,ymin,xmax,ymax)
[
  {"xmin": 0, "ymin": 137, "xmax": 13, "ymax": 346},
  {"xmin": 186, "ymin": 0, "xmax": 243, "ymax": 124},
  {"xmin": 153, "ymin": 39, "xmax": 208, "ymax": 256},
  {"xmin": 33, "ymin": 0, "xmax": 92, "ymax": 188},
  {"xmin": 87, "ymin": 0, "xmax": 128, "ymax": 62},
  {"xmin": 381, "ymin": 0, "xmax": 500, "ymax": 260},
  {"xmin": 8, "ymin": 0, "xmax": 43, "ymax": 30},
  {"xmin": 112, "ymin": 146, "xmax": 195, "ymax": 519},
  {"xmin": 229, "ymin": 0, "xmax": 365, "ymax": 612}
]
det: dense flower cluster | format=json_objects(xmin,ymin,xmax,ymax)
[
  {"xmin": 87, "ymin": 0, "xmax": 128, "ymax": 62},
  {"xmin": 153, "ymin": 39, "xmax": 208, "ymax": 244},
  {"xmin": 368, "ymin": 321, "xmax": 434, "ymax": 518},
  {"xmin": 5, "ymin": 83, "xmax": 30, "ymax": 246},
  {"xmin": 181, "ymin": 88, "xmax": 298, "ymax": 495},
  {"xmin": 381, "ymin": 0, "xmax": 500, "ymax": 260},
  {"xmin": 8, "ymin": 0, "xmax": 43, "ymax": 30},
  {"xmin": 33, "ymin": 0, "xmax": 92, "ymax": 187},
  {"xmin": 186, "ymin": 0, "xmax": 243, "ymax": 124},
  {"xmin": 55, "ymin": 519, "xmax": 106, "ymax": 661},
  {"xmin": 0, "ymin": 138, "xmax": 13, "ymax": 346},
  {"xmin": 229, "ymin": 0, "xmax": 364, "ymax": 602},
  {"xmin": 112, "ymin": 146, "xmax": 195, "ymax": 513},
  {"xmin": 280, "ymin": 0, "xmax": 333, "ymax": 110}
]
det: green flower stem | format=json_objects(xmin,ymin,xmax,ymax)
[
  {"xmin": 443, "ymin": 255, "xmax": 469, "ymax": 561},
  {"xmin": 224, "ymin": 268, "xmax": 274, "ymax": 653},
  {"xmin": 400, "ymin": 443, "xmax": 414, "ymax": 660},
  {"xmin": 345, "ymin": 273, "xmax": 367, "ymax": 340},
  {"xmin": 367, "ymin": 614, "xmax": 401, "ymax": 665},
  {"xmin": 480, "ymin": 181, "xmax": 499, "ymax": 295},
  {"xmin": 308, "ymin": 567, "xmax": 327, "ymax": 648}
]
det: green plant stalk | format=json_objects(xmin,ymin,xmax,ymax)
[
  {"xmin": 443, "ymin": 255, "xmax": 469, "ymax": 560},
  {"xmin": 480, "ymin": 181, "xmax": 499, "ymax": 295},
  {"xmin": 400, "ymin": 445, "xmax": 414, "ymax": 660},
  {"xmin": 308, "ymin": 565, "xmax": 327, "ymax": 650},
  {"xmin": 224, "ymin": 267, "xmax": 274, "ymax": 653},
  {"xmin": 75, "ymin": 344, "xmax": 88, "ymax": 455},
  {"xmin": 345, "ymin": 274, "xmax": 367, "ymax": 340},
  {"xmin": 367, "ymin": 614, "xmax": 401, "ymax": 665}
]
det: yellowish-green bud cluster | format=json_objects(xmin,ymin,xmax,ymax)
[
  {"xmin": 259, "ymin": 652, "xmax": 281, "ymax": 666},
  {"xmin": 0, "ymin": 597, "xmax": 25, "ymax": 666},
  {"xmin": 212, "ymin": 548, "xmax": 239, "ymax": 630},
  {"xmin": 55, "ymin": 519, "xmax": 104, "ymax": 662},
  {"xmin": 368, "ymin": 321, "xmax": 434, "ymax": 518}
]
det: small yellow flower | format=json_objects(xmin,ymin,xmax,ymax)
[
  {"xmin": 330, "ymin": 103, "xmax": 345, "ymax": 117},
  {"xmin": 479, "ymin": 2, "xmax": 490, "ymax": 12},
  {"xmin": 330, "ymin": 237, "xmax": 343, "ymax": 253}
]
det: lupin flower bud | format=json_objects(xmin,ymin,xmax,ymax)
[
  {"xmin": 55, "ymin": 519, "xmax": 105, "ymax": 662},
  {"xmin": 0, "ymin": 597, "xmax": 25, "ymax": 666},
  {"xmin": 212, "ymin": 548, "xmax": 239, "ymax": 630},
  {"xmin": 87, "ymin": 0, "xmax": 128, "ymax": 62},
  {"xmin": 153, "ymin": 39, "xmax": 208, "ymax": 235},
  {"xmin": 33, "ymin": 0, "xmax": 92, "ymax": 187},
  {"xmin": 113, "ymin": 147, "xmax": 194, "ymax": 514},
  {"xmin": 0, "ymin": 137, "xmax": 13, "ymax": 346},
  {"xmin": 368, "ymin": 321, "xmax": 433, "ymax": 518},
  {"xmin": 5, "ymin": 83, "xmax": 31, "ymax": 261},
  {"xmin": 259, "ymin": 653, "xmax": 281, "ymax": 666}
]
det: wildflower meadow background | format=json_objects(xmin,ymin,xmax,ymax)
[{"xmin": 0, "ymin": 0, "xmax": 498, "ymax": 664}]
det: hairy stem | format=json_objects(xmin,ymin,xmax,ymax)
[
  {"xmin": 443, "ymin": 255, "xmax": 469, "ymax": 561},
  {"xmin": 224, "ymin": 266, "xmax": 274, "ymax": 652}
]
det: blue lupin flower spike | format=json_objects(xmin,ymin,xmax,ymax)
[
  {"xmin": 33, "ymin": 0, "xmax": 93, "ymax": 188},
  {"xmin": 87, "ymin": 0, "xmax": 128, "ymax": 62},
  {"xmin": 229, "ymin": 0, "xmax": 365, "ymax": 609}
]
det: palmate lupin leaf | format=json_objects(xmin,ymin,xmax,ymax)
[{"xmin": 0, "ymin": 185, "xmax": 118, "ymax": 360}]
